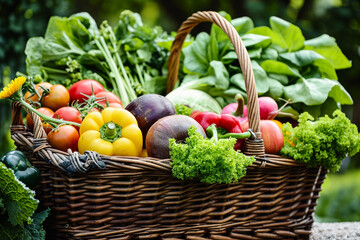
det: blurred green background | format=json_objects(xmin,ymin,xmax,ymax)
[{"xmin": 1, "ymin": 0, "xmax": 359, "ymax": 222}]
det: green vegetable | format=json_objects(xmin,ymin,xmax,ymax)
[
  {"xmin": 281, "ymin": 110, "xmax": 360, "ymax": 172},
  {"xmin": 169, "ymin": 126, "xmax": 255, "ymax": 184},
  {"xmin": 177, "ymin": 13, "xmax": 352, "ymax": 117},
  {"xmin": 24, "ymin": 11, "xmax": 171, "ymax": 106},
  {"xmin": 0, "ymin": 161, "xmax": 49, "ymax": 240},
  {"xmin": 174, "ymin": 104, "xmax": 193, "ymax": 116},
  {"xmin": 0, "ymin": 208, "xmax": 50, "ymax": 240},
  {"xmin": 0, "ymin": 161, "xmax": 38, "ymax": 226},
  {"xmin": 166, "ymin": 88, "xmax": 222, "ymax": 113},
  {"xmin": 1, "ymin": 150, "xmax": 40, "ymax": 189}
]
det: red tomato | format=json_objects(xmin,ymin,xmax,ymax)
[
  {"xmin": 25, "ymin": 82, "xmax": 53, "ymax": 104},
  {"xmin": 53, "ymin": 107, "xmax": 82, "ymax": 131},
  {"xmin": 41, "ymin": 85, "xmax": 70, "ymax": 111},
  {"xmin": 95, "ymin": 91, "xmax": 122, "ymax": 107},
  {"xmin": 106, "ymin": 102, "xmax": 123, "ymax": 108},
  {"xmin": 241, "ymin": 120, "xmax": 284, "ymax": 154},
  {"xmin": 26, "ymin": 107, "xmax": 54, "ymax": 134},
  {"xmin": 47, "ymin": 125, "xmax": 79, "ymax": 152},
  {"xmin": 68, "ymin": 79, "xmax": 105, "ymax": 104}
]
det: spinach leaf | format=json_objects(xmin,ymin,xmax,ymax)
[
  {"xmin": 304, "ymin": 34, "xmax": 352, "ymax": 69},
  {"xmin": 183, "ymin": 32, "xmax": 211, "ymax": 75},
  {"xmin": 242, "ymin": 33, "xmax": 271, "ymax": 49},
  {"xmin": 269, "ymin": 16, "xmax": 305, "ymax": 52},
  {"xmin": 261, "ymin": 60, "xmax": 302, "ymax": 77},
  {"xmin": 231, "ymin": 16, "xmax": 254, "ymax": 36},
  {"xmin": 284, "ymin": 78, "xmax": 353, "ymax": 106},
  {"xmin": 208, "ymin": 60, "xmax": 229, "ymax": 90},
  {"xmin": 229, "ymin": 61, "xmax": 270, "ymax": 94},
  {"xmin": 279, "ymin": 50, "xmax": 324, "ymax": 67},
  {"xmin": 248, "ymin": 26, "xmax": 287, "ymax": 52}
]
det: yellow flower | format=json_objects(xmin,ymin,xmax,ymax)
[{"xmin": 0, "ymin": 76, "xmax": 26, "ymax": 99}]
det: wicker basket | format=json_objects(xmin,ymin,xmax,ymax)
[{"xmin": 10, "ymin": 11, "xmax": 327, "ymax": 239}]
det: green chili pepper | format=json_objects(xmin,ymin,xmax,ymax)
[{"xmin": 1, "ymin": 150, "xmax": 40, "ymax": 188}]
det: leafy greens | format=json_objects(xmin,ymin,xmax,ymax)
[
  {"xmin": 176, "ymin": 12, "xmax": 352, "ymax": 118},
  {"xmin": 281, "ymin": 110, "xmax": 360, "ymax": 172},
  {"xmin": 169, "ymin": 126, "xmax": 255, "ymax": 184},
  {"xmin": 24, "ymin": 10, "xmax": 171, "ymax": 106},
  {"xmin": 0, "ymin": 162, "xmax": 49, "ymax": 240}
]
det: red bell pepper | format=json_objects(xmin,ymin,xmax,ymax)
[{"xmin": 191, "ymin": 111, "xmax": 254, "ymax": 150}]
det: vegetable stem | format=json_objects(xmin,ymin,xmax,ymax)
[
  {"xmin": 105, "ymin": 122, "xmax": 117, "ymax": 138},
  {"xmin": 206, "ymin": 124, "xmax": 255, "ymax": 141},
  {"xmin": 233, "ymin": 93, "xmax": 245, "ymax": 117},
  {"xmin": 95, "ymin": 37, "xmax": 130, "ymax": 105},
  {"xmin": 20, "ymin": 99, "xmax": 81, "ymax": 127}
]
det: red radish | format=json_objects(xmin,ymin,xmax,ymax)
[
  {"xmin": 258, "ymin": 97, "xmax": 279, "ymax": 120},
  {"xmin": 222, "ymin": 95, "xmax": 281, "ymax": 121},
  {"xmin": 241, "ymin": 120, "xmax": 284, "ymax": 154}
]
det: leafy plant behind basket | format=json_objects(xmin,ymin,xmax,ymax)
[{"xmin": 175, "ymin": 11, "xmax": 352, "ymax": 118}]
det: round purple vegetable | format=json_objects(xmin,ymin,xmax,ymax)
[
  {"xmin": 146, "ymin": 115, "xmax": 206, "ymax": 159},
  {"xmin": 125, "ymin": 94, "xmax": 176, "ymax": 142}
]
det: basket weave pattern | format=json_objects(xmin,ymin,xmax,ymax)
[{"xmin": 10, "ymin": 11, "xmax": 327, "ymax": 240}]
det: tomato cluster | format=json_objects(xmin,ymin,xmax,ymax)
[{"xmin": 25, "ymin": 79, "xmax": 123, "ymax": 152}]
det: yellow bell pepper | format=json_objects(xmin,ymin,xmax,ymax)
[{"xmin": 78, "ymin": 107, "xmax": 143, "ymax": 156}]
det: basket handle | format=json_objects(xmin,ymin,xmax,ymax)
[
  {"xmin": 166, "ymin": 11, "xmax": 264, "ymax": 155},
  {"xmin": 11, "ymin": 102, "xmax": 47, "ymax": 139}
]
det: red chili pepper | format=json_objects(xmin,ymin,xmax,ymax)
[{"xmin": 191, "ymin": 111, "xmax": 254, "ymax": 150}]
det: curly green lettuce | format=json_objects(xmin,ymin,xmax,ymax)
[
  {"xmin": 174, "ymin": 104, "xmax": 194, "ymax": 116},
  {"xmin": 281, "ymin": 110, "xmax": 360, "ymax": 172},
  {"xmin": 169, "ymin": 126, "xmax": 255, "ymax": 184}
]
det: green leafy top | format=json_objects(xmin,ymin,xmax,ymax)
[
  {"xmin": 24, "ymin": 10, "xmax": 171, "ymax": 106},
  {"xmin": 169, "ymin": 126, "xmax": 255, "ymax": 184},
  {"xmin": 0, "ymin": 162, "xmax": 38, "ymax": 226},
  {"xmin": 281, "ymin": 110, "xmax": 360, "ymax": 172},
  {"xmin": 178, "ymin": 13, "xmax": 352, "ymax": 118},
  {"xmin": 174, "ymin": 104, "xmax": 193, "ymax": 116}
]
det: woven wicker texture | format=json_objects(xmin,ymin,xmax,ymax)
[{"xmin": 10, "ymin": 11, "xmax": 327, "ymax": 240}]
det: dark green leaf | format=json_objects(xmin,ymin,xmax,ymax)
[
  {"xmin": 221, "ymin": 51, "xmax": 237, "ymax": 64},
  {"xmin": 248, "ymin": 26, "xmax": 287, "ymax": 52},
  {"xmin": 231, "ymin": 16, "xmax": 254, "ymax": 35},
  {"xmin": 313, "ymin": 59, "xmax": 338, "ymax": 80},
  {"xmin": 208, "ymin": 60, "xmax": 229, "ymax": 90},
  {"xmin": 261, "ymin": 47, "xmax": 278, "ymax": 60},
  {"xmin": 208, "ymin": 27, "xmax": 219, "ymax": 61},
  {"xmin": 284, "ymin": 78, "xmax": 353, "ymax": 106},
  {"xmin": 269, "ymin": 16, "xmax": 305, "ymax": 52},
  {"xmin": 0, "ymin": 162, "xmax": 38, "ymax": 227},
  {"xmin": 42, "ymin": 15, "xmax": 94, "ymax": 61},
  {"xmin": 252, "ymin": 60, "xmax": 270, "ymax": 94},
  {"xmin": 304, "ymin": 34, "xmax": 352, "ymax": 69},
  {"xmin": 25, "ymin": 37, "xmax": 45, "ymax": 76},
  {"xmin": 183, "ymin": 32, "xmax": 210, "ymax": 75},
  {"xmin": 267, "ymin": 78, "xmax": 284, "ymax": 100},
  {"xmin": 261, "ymin": 60, "xmax": 302, "ymax": 77},
  {"xmin": 230, "ymin": 73, "xmax": 246, "ymax": 91},
  {"xmin": 230, "ymin": 61, "xmax": 270, "ymax": 94},
  {"xmin": 268, "ymin": 73, "xmax": 289, "ymax": 85},
  {"xmin": 242, "ymin": 34, "xmax": 271, "ymax": 49},
  {"xmin": 248, "ymin": 48, "xmax": 263, "ymax": 58},
  {"xmin": 279, "ymin": 50, "xmax": 324, "ymax": 67}
]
